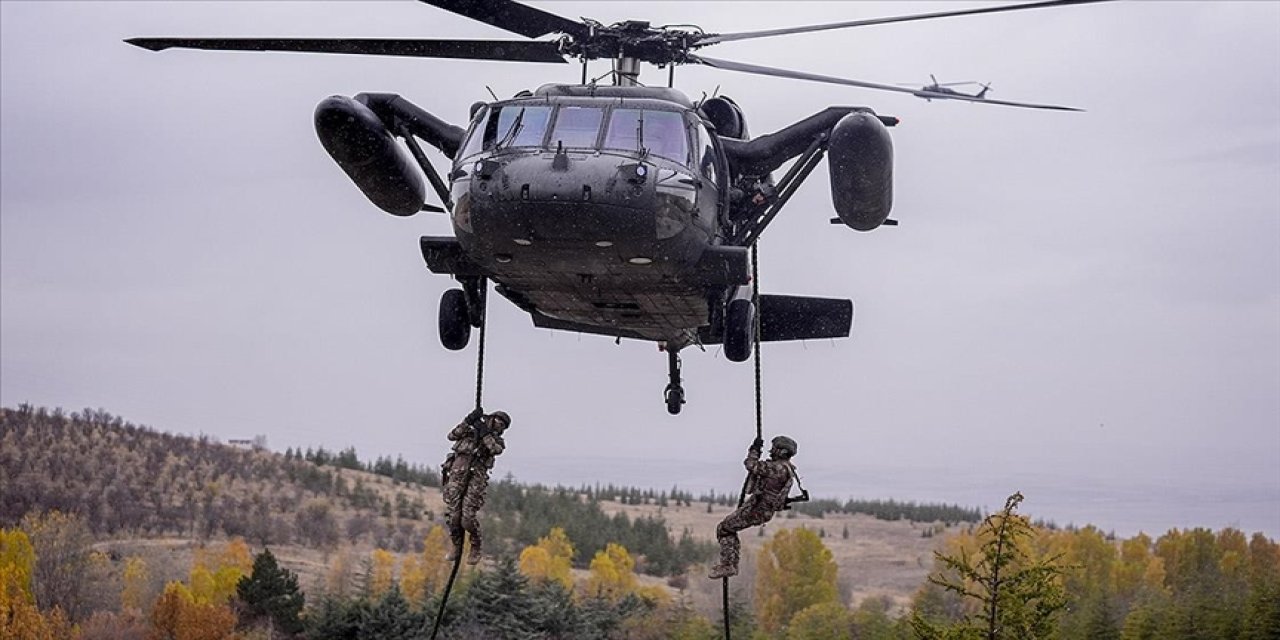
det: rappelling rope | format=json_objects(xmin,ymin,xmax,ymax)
[
  {"xmin": 428, "ymin": 279, "xmax": 488, "ymax": 640},
  {"xmin": 723, "ymin": 245, "xmax": 765, "ymax": 640}
]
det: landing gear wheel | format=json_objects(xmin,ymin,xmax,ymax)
[
  {"xmin": 723, "ymin": 299, "xmax": 755, "ymax": 363},
  {"xmin": 665, "ymin": 384, "xmax": 684, "ymax": 415},
  {"xmin": 439, "ymin": 288, "xmax": 471, "ymax": 350}
]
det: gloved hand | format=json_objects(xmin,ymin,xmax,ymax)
[
  {"xmin": 749, "ymin": 437, "xmax": 764, "ymax": 452},
  {"xmin": 465, "ymin": 407, "xmax": 484, "ymax": 425},
  {"xmin": 472, "ymin": 421, "xmax": 492, "ymax": 441}
]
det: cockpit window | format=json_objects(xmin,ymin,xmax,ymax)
[
  {"xmin": 485, "ymin": 104, "xmax": 552, "ymax": 150},
  {"xmin": 549, "ymin": 106, "xmax": 604, "ymax": 149},
  {"xmin": 603, "ymin": 109, "xmax": 689, "ymax": 163},
  {"xmin": 458, "ymin": 106, "xmax": 490, "ymax": 159}
]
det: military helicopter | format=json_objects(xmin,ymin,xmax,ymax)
[
  {"xmin": 127, "ymin": 0, "xmax": 1102, "ymax": 414},
  {"xmin": 900, "ymin": 74, "xmax": 1080, "ymax": 111}
]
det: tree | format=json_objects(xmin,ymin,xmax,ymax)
[
  {"xmin": 455, "ymin": 556, "xmax": 541, "ymax": 639},
  {"xmin": 910, "ymin": 492, "xmax": 1067, "ymax": 640},
  {"xmin": 788, "ymin": 601, "xmax": 853, "ymax": 640},
  {"xmin": 149, "ymin": 580, "xmax": 238, "ymax": 640},
  {"xmin": 586, "ymin": 543, "xmax": 639, "ymax": 601},
  {"xmin": 368, "ymin": 548, "xmax": 396, "ymax": 598},
  {"xmin": 121, "ymin": 556, "xmax": 150, "ymax": 611},
  {"xmin": 235, "ymin": 548, "xmax": 304, "ymax": 636},
  {"xmin": 0, "ymin": 527, "xmax": 36, "ymax": 604},
  {"xmin": 189, "ymin": 538, "xmax": 252, "ymax": 605},
  {"xmin": 519, "ymin": 527, "xmax": 575, "ymax": 590},
  {"xmin": 756, "ymin": 527, "xmax": 840, "ymax": 634},
  {"xmin": 20, "ymin": 510, "xmax": 94, "ymax": 620}
]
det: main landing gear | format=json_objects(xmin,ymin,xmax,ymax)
[{"xmin": 438, "ymin": 277, "xmax": 485, "ymax": 350}]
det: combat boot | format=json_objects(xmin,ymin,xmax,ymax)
[
  {"xmin": 708, "ymin": 563, "xmax": 738, "ymax": 579},
  {"xmin": 467, "ymin": 544, "xmax": 483, "ymax": 565},
  {"xmin": 446, "ymin": 536, "xmax": 465, "ymax": 562}
]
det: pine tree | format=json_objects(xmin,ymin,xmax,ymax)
[
  {"xmin": 456, "ymin": 556, "xmax": 540, "ymax": 639},
  {"xmin": 235, "ymin": 548, "xmax": 305, "ymax": 635}
]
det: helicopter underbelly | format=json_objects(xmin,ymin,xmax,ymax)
[{"xmin": 457, "ymin": 200, "xmax": 718, "ymax": 340}]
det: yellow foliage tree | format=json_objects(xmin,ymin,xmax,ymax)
[
  {"xmin": 519, "ymin": 527, "xmax": 575, "ymax": 590},
  {"xmin": 325, "ymin": 549, "xmax": 355, "ymax": 599},
  {"xmin": 0, "ymin": 528, "xmax": 36, "ymax": 605},
  {"xmin": 586, "ymin": 543, "xmax": 638, "ymax": 601},
  {"xmin": 755, "ymin": 528, "xmax": 840, "ymax": 634},
  {"xmin": 369, "ymin": 548, "xmax": 396, "ymax": 597},
  {"xmin": 149, "ymin": 580, "xmax": 237, "ymax": 640},
  {"xmin": 189, "ymin": 538, "xmax": 253, "ymax": 605},
  {"xmin": 400, "ymin": 554, "xmax": 427, "ymax": 607},
  {"xmin": 420, "ymin": 525, "xmax": 451, "ymax": 596},
  {"xmin": 121, "ymin": 556, "xmax": 150, "ymax": 611}
]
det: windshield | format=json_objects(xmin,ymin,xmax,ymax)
[
  {"xmin": 549, "ymin": 106, "xmax": 604, "ymax": 149},
  {"xmin": 603, "ymin": 109, "xmax": 689, "ymax": 163},
  {"xmin": 485, "ymin": 104, "xmax": 552, "ymax": 150}
]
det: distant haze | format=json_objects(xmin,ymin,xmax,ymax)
[{"xmin": 2, "ymin": 1, "xmax": 1278, "ymax": 537}]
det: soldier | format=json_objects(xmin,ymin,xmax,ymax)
[
  {"xmin": 709, "ymin": 435, "xmax": 801, "ymax": 579},
  {"xmin": 441, "ymin": 407, "xmax": 510, "ymax": 565}
]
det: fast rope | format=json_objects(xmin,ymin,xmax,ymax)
[
  {"xmin": 428, "ymin": 279, "xmax": 488, "ymax": 640},
  {"xmin": 723, "ymin": 244, "xmax": 765, "ymax": 640}
]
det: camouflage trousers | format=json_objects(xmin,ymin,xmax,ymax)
[
  {"xmin": 443, "ymin": 466, "xmax": 491, "ymax": 553},
  {"xmin": 714, "ymin": 499, "xmax": 778, "ymax": 570}
]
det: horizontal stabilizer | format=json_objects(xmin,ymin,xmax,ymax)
[{"xmin": 759, "ymin": 294, "xmax": 853, "ymax": 342}]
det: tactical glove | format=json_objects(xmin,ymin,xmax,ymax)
[
  {"xmin": 465, "ymin": 407, "xmax": 484, "ymax": 425},
  {"xmin": 472, "ymin": 422, "xmax": 492, "ymax": 442},
  {"xmin": 750, "ymin": 437, "xmax": 764, "ymax": 452}
]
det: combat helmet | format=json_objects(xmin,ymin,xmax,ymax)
[
  {"xmin": 489, "ymin": 411, "xmax": 512, "ymax": 430},
  {"xmin": 771, "ymin": 435, "xmax": 797, "ymax": 459}
]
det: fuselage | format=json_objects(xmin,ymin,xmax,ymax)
[{"xmin": 448, "ymin": 85, "xmax": 729, "ymax": 342}]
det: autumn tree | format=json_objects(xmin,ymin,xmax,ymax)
[
  {"xmin": 368, "ymin": 548, "xmax": 396, "ymax": 597},
  {"xmin": 235, "ymin": 548, "xmax": 304, "ymax": 636},
  {"xmin": 911, "ymin": 492, "xmax": 1067, "ymax": 640},
  {"xmin": 189, "ymin": 538, "xmax": 252, "ymax": 605},
  {"xmin": 756, "ymin": 527, "xmax": 840, "ymax": 634},
  {"xmin": 20, "ymin": 510, "xmax": 94, "ymax": 620},
  {"xmin": 149, "ymin": 581, "xmax": 238, "ymax": 640},
  {"xmin": 121, "ymin": 556, "xmax": 151, "ymax": 612},
  {"xmin": 586, "ymin": 543, "xmax": 639, "ymax": 601},
  {"xmin": 519, "ymin": 526, "xmax": 576, "ymax": 590}
]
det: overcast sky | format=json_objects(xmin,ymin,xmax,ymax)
[{"xmin": 2, "ymin": 1, "xmax": 1277, "ymax": 537}]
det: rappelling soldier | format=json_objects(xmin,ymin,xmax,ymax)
[
  {"xmin": 709, "ymin": 435, "xmax": 803, "ymax": 579},
  {"xmin": 441, "ymin": 407, "xmax": 510, "ymax": 564}
]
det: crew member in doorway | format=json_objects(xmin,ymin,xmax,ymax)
[
  {"xmin": 442, "ymin": 408, "xmax": 510, "ymax": 565},
  {"xmin": 709, "ymin": 435, "xmax": 800, "ymax": 579}
]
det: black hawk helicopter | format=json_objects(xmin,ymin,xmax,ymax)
[
  {"xmin": 900, "ymin": 74, "xmax": 1081, "ymax": 111},
  {"xmin": 127, "ymin": 0, "xmax": 1100, "ymax": 414}
]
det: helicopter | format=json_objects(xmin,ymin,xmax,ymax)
[
  {"xmin": 900, "ymin": 74, "xmax": 1081, "ymax": 111},
  {"xmin": 126, "ymin": 0, "xmax": 1103, "ymax": 415}
]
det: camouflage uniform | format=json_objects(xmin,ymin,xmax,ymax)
[
  {"xmin": 710, "ymin": 437, "xmax": 798, "ymax": 579},
  {"xmin": 442, "ymin": 411, "xmax": 508, "ymax": 564}
]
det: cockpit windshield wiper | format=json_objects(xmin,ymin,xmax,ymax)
[{"xmin": 495, "ymin": 108, "xmax": 526, "ymax": 149}]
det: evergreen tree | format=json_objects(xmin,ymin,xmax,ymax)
[
  {"xmin": 236, "ymin": 548, "xmax": 304, "ymax": 635},
  {"xmin": 455, "ymin": 556, "xmax": 540, "ymax": 639},
  {"xmin": 911, "ymin": 492, "xmax": 1067, "ymax": 640}
]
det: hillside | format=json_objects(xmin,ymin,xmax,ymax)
[{"xmin": 0, "ymin": 405, "xmax": 960, "ymax": 609}]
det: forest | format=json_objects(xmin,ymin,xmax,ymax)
[{"xmin": 2, "ymin": 405, "xmax": 1278, "ymax": 639}]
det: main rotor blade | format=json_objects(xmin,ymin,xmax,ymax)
[
  {"xmin": 418, "ymin": 0, "xmax": 589, "ymax": 39},
  {"xmin": 125, "ymin": 38, "xmax": 567, "ymax": 63},
  {"xmin": 695, "ymin": 0, "xmax": 1109, "ymax": 46},
  {"xmin": 687, "ymin": 54, "xmax": 1083, "ymax": 111}
]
